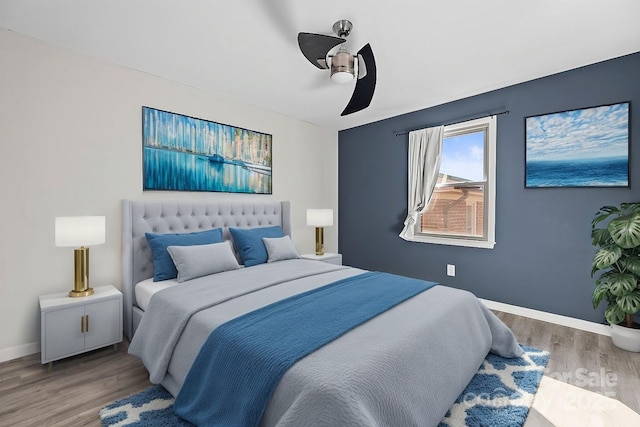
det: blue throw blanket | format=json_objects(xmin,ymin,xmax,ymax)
[{"xmin": 173, "ymin": 271, "xmax": 437, "ymax": 426}]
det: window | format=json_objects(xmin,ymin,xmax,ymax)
[{"xmin": 414, "ymin": 116, "xmax": 496, "ymax": 249}]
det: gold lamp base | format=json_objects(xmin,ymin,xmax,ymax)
[
  {"xmin": 69, "ymin": 247, "xmax": 94, "ymax": 297},
  {"xmin": 69, "ymin": 288, "xmax": 94, "ymax": 297},
  {"xmin": 315, "ymin": 227, "xmax": 325, "ymax": 256}
]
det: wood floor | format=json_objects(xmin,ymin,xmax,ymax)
[
  {"xmin": 495, "ymin": 311, "xmax": 640, "ymax": 415},
  {"xmin": 0, "ymin": 341, "xmax": 151, "ymax": 427},
  {"xmin": 0, "ymin": 312, "xmax": 639, "ymax": 426}
]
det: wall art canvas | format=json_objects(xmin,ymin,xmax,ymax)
[
  {"xmin": 143, "ymin": 107, "xmax": 272, "ymax": 194},
  {"xmin": 525, "ymin": 102, "xmax": 629, "ymax": 188}
]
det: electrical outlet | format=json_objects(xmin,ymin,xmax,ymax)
[{"xmin": 447, "ymin": 264, "xmax": 456, "ymax": 277}]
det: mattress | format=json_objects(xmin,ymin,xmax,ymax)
[{"xmin": 134, "ymin": 278, "xmax": 178, "ymax": 311}]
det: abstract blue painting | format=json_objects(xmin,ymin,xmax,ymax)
[
  {"xmin": 525, "ymin": 102, "xmax": 629, "ymax": 188},
  {"xmin": 143, "ymin": 107, "xmax": 272, "ymax": 194}
]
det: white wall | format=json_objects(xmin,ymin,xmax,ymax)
[{"xmin": 0, "ymin": 28, "xmax": 338, "ymax": 361}]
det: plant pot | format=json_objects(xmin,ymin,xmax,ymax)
[{"xmin": 610, "ymin": 323, "xmax": 640, "ymax": 352}]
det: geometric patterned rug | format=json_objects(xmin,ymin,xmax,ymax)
[
  {"xmin": 101, "ymin": 344, "xmax": 548, "ymax": 427},
  {"xmin": 439, "ymin": 345, "xmax": 549, "ymax": 426},
  {"xmin": 100, "ymin": 384, "xmax": 192, "ymax": 427}
]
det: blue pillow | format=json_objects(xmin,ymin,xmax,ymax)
[
  {"xmin": 145, "ymin": 228, "xmax": 223, "ymax": 281},
  {"xmin": 229, "ymin": 226, "xmax": 284, "ymax": 267}
]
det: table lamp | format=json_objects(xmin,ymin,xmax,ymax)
[
  {"xmin": 306, "ymin": 209, "xmax": 333, "ymax": 256},
  {"xmin": 55, "ymin": 216, "xmax": 106, "ymax": 297}
]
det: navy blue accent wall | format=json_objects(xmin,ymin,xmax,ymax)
[{"xmin": 338, "ymin": 52, "xmax": 640, "ymax": 323}]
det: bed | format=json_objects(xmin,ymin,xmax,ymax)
[{"xmin": 123, "ymin": 199, "xmax": 522, "ymax": 426}]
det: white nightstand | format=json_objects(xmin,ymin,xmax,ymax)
[
  {"xmin": 39, "ymin": 285, "xmax": 123, "ymax": 367},
  {"xmin": 300, "ymin": 253, "xmax": 343, "ymax": 265}
]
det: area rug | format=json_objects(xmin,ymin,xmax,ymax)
[
  {"xmin": 439, "ymin": 345, "xmax": 549, "ymax": 426},
  {"xmin": 101, "ymin": 345, "xmax": 548, "ymax": 427}
]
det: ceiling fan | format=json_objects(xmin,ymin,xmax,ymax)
[{"xmin": 297, "ymin": 20, "xmax": 376, "ymax": 116}]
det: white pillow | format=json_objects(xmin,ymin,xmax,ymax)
[
  {"xmin": 167, "ymin": 241, "xmax": 240, "ymax": 282},
  {"xmin": 263, "ymin": 236, "xmax": 300, "ymax": 263}
]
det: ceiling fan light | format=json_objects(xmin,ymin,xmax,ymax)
[
  {"xmin": 331, "ymin": 71, "xmax": 354, "ymax": 84},
  {"xmin": 330, "ymin": 51, "xmax": 354, "ymax": 83}
]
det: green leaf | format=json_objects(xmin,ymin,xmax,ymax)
[
  {"xmin": 593, "ymin": 246, "xmax": 622, "ymax": 270},
  {"xmin": 623, "ymin": 256, "xmax": 640, "ymax": 276},
  {"xmin": 592, "ymin": 207, "xmax": 618, "ymax": 229},
  {"xmin": 605, "ymin": 303, "xmax": 627, "ymax": 325},
  {"xmin": 592, "ymin": 213, "xmax": 611, "ymax": 229},
  {"xmin": 617, "ymin": 290, "xmax": 640, "ymax": 314},
  {"xmin": 621, "ymin": 203, "xmax": 640, "ymax": 215},
  {"xmin": 608, "ymin": 273, "xmax": 637, "ymax": 296},
  {"xmin": 591, "ymin": 228, "xmax": 611, "ymax": 246},
  {"xmin": 599, "ymin": 206, "xmax": 619, "ymax": 215},
  {"xmin": 608, "ymin": 212, "xmax": 640, "ymax": 249},
  {"xmin": 592, "ymin": 281, "xmax": 611, "ymax": 309}
]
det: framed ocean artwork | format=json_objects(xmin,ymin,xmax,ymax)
[
  {"xmin": 525, "ymin": 102, "xmax": 629, "ymax": 188},
  {"xmin": 142, "ymin": 107, "xmax": 272, "ymax": 194}
]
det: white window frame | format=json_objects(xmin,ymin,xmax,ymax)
[{"xmin": 411, "ymin": 115, "xmax": 496, "ymax": 249}]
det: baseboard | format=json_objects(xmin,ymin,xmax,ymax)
[
  {"xmin": 0, "ymin": 342, "xmax": 40, "ymax": 364},
  {"xmin": 481, "ymin": 298, "xmax": 611, "ymax": 336}
]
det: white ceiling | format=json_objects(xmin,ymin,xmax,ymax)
[{"xmin": 1, "ymin": 0, "xmax": 639, "ymax": 131}]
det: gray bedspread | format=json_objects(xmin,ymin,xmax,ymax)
[{"xmin": 129, "ymin": 259, "xmax": 522, "ymax": 426}]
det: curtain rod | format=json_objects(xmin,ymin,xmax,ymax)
[{"xmin": 394, "ymin": 109, "xmax": 510, "ymax": 137}]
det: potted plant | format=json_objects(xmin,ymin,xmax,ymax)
[{"xmin": 591, "ymin": 202, "xmax": 640, "ymax": 352}]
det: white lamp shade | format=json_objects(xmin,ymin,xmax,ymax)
[
  {"xmin": 306, "ymin": 209, "xmax": 333, "ymax": 227},
  {"xmin": 55, "ymin": 216, "xmax": 106, "ymax": 247}
]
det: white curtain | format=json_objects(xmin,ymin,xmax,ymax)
[{"xmin": 399, "ymin": 125, "xmax": 444, "ymax": 241}]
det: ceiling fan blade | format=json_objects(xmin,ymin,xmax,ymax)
[
  {"xmin": 298, "ymin": 32, "xmax": 345, "ymax": 69},
  {"xmin": 341, "ymin": 43, "xmax": 376, "ymax": 116}
]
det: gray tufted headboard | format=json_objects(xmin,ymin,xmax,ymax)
[{"xmin": 121, "ymin": 199, "xmax": 291, "ymax": 339}]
